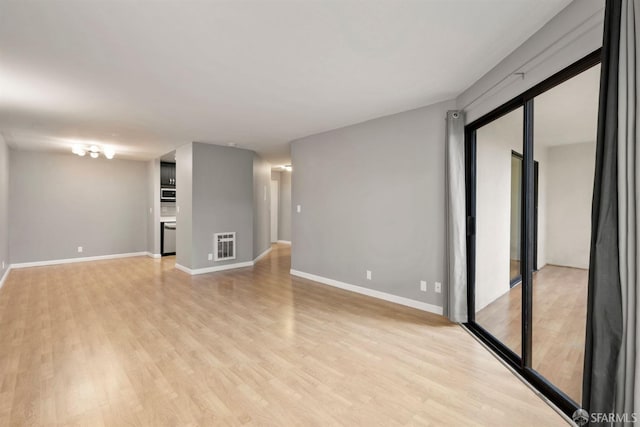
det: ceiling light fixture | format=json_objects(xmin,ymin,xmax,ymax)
[
  {"xmin": 71, "ymin": 143, "xmax": 115, "ymax": 159},
  {"xmin": 71, "ymin": 144, "xmax": 86, "ymax": 156}
]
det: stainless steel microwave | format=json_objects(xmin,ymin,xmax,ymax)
[{"xmin": 161, "ymin": 188, "xmax": 176, "ymax": 201}]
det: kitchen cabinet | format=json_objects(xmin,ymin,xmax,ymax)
[{"xmin": 161, "ymin": 162, "xmax": 176, "ymax": 187}]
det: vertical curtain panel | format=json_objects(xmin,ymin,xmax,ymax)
[
  {"xmin": 614, "ymin": 0, "xmax": 640, "ymax": 424},
  {"xmin": 583, "ymin": 0, "xmax": 626, "ymax": 423},
  {"xmin": 445, "ymin": 110, "xmax": 467, "ymax": 323},
  {"xmin": 583, "ymin": 0, "xmax": 624, "ymax": 419}
]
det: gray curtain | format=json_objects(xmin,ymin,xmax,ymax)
[
  {"xmin": 614, "ymin": 1, "xmax": 640, "ymax": 423},
  {"xmin": 444, "ymin": 110, "xmax": 467, "ymax": 323},
  {"xmin": 583, "ymin": 0, "xmax": 623, "ymax": 420}
]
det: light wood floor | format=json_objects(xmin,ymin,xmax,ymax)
[
  {"xmin": 475, "ymin": 265, "xmax": 588, "ymax": 404},
  {"xmin": 0, "ymin": 244, "xmax": 567, "ymax": 426}
]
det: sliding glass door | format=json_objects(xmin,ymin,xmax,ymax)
[
  {"xmin": 465, "ymin": 50, "xmax": 601, "ymax": 417},
  {"xmin": 473, "ymin": 107, "xmax": 523, "ymax": 358},
  {"xmin": 530, "ymin": 63, "xmax": 600, "ymax": 405}
]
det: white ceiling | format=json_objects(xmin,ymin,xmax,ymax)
[{"xmin": 0, "ymin": 0, "xmax": 572, "ymax": 164}]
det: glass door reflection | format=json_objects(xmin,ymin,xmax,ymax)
[
  {"xmin": 474, "ymin": 106, "xmax": 523, "ymax": 357},
  {"xmin": 509, "ymin": 152, "xmax": 522, "ymax": 286},
  {"xmin": 529, "ymin": 63, "xmax": 600, "ymax": 404}
]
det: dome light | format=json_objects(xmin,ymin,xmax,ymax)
[{"xmin": 103, "ymin": 147, "xmax": 115, "ymax": 159}]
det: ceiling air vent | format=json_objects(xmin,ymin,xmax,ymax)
[{"xmin": 214, "ymin": 232, "xmax": 236, "ymax": 261}]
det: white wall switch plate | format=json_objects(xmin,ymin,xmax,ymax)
[
  {"xmin": 208, "ymin": 253, "xmax": 213, "ymax": 261},
  {"xmin": 420, "ymin": 280, "xmax": 427, "ymax": 292},
  {"xmin": 366, "ymin": 270, "xmax": 372, "ymax": 280},
  {"xmin": 435, "ymin": 282, "xmax": 442, "ymax": 293},
  {"xmin": 1, "ymin": 261, "xmax": 4, "ymax": 269},
  {"xmin": 177, "ymin": 206, "xmax": 180, "ymax": 213},
  {"xmin": 297, "ymin": 205, "xmax": 302, "ymax": 213},
  {"xmin": 77, "ymin": 246, "xmax": 83, "ymax": 253}
]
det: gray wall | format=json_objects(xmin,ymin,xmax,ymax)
[
  {"xmin": 253, "ymin": 154, "xmax": 271, "ymax": 258},
  {"xmin": 0, "ymin": 135, "xmax": 9, "ymax": 279},
  {"xmin": 191, "ymin": 143, "xmax": 254, "ymax": 269},
  {"xmin": 278, "ymin": 170, "xmax": 292, "ymax": 242},
  {"xmin": 9, "ymin": 150, "xmax": 148, "ymax": 263},
  {"xmin": 175, "ymin": 143, "xmax": 193, "ymax": 268},
  {"xmin": 291, "ymin": 100, "xmax": 454, "ymax": 307}
]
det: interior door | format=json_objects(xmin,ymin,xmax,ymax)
[
  {"xmin": 510, "ymin": 153, "xmax": 539, "ymax": 286},
  {"xmin": 509, "ymin": 152, "xmax": 523, "ymax": 286}
]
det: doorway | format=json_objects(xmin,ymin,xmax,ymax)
[
  {"xmin": 270, "ymin": 180, "xmax": 279, "ymax": 243},
  {"xmin": 509, "ymin": 152, "xmax": 538, "ymax": 287}
]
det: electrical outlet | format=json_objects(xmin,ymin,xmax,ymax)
[
  {"xmin": 264, "ymin": 186, "xmax": 267, "ymax": 201},
  {"xmin": 435, "ymin": 282, "xmax": 442, "ymax": 293},
  {"xmin": 149, "ymin": 207, "xmax": 152, "ymax": 214},
  {"xmin": 366, "ymin": 270, "xmax": 372, "ymax": 280},
  {"xmin": 208, "ymin": 253, "xmax": 213, "ymax": 261},
  {"xmin": 297, "ymin": 205, "xmax": 302, "ymax": 213},
  {"xmin": 77, "ymin": 246, "xmax": 83, "ymax": 253},
  {"xmin": 420, "ymin": 280, "xmax": 427, "ymax": 292}
]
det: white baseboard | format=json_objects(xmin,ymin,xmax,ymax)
[
  {"xmin": 176, "ymin": 247, "xmax": 273, "ymax": 276},
  {"xmin": 174, "ymin": 263, "xmax": 190, "ymax": 274},
  {"xmin": 277, "ymin": 240, "xmax": 291, "ymax": 245},
  {"xmin": 253, "ymin": 247, "xmax": 272, "ymax": 263},
  {"xmin": 146, "ymin": 252, "xmax": 162, "ymax": 259},
  {"xmin": 11, "ymin": 252, "xmax": 149, "ymax": 269},
  {"xmin": 0, "ymin": 266, "xmax": 12, "ymax": 289},
  {"xmin": 290, "ymin": 269, "xmax": 443, "ymax": 316},
  {"xmin": 176, "ymin": 261, "xmax": 254, "ymax": 275},
  {"xmin": 174, "ymin": 263, "xmax": 191, "ymax": 274}
]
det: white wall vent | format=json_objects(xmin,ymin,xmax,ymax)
[{"xmin": 214, "ymin": 232, "xmax": 236, "ymax": 261}]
